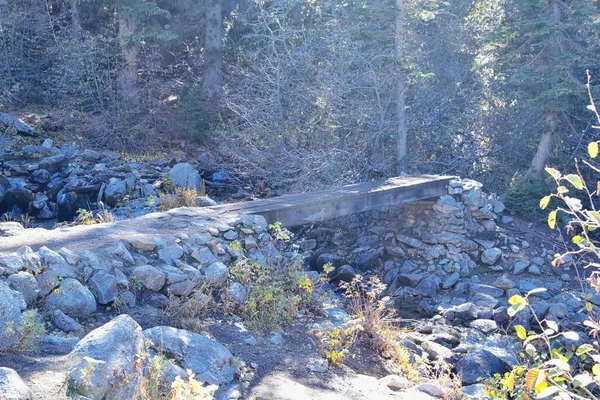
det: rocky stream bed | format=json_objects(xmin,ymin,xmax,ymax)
[{"xmin": 0, "ymin": 135, "xmax": 596, "ymax": 400}]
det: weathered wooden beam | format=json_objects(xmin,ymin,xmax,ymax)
[
  {"xmin": 0, "ymin": 112, "xmax": 38, "ymax": 137},
  {"xmin": 210, "ymin": 175, "xmax": 455, "ymax": 227}
]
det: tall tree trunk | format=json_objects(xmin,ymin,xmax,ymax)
[
  {"xmin": 395, "ymin": 0, "xmax": 408, "ymax": 175},
  {"xmin": 202, "ymin": 0, "xmax": 223, "ymax": 103},
  {"xmin": 526, "ymin": 112, "xmax": 556, "ymax": 180},
  {"xmin": 118, "ymin": 13, "xmax": 139, "ymax": 106},
  {"xmin": 525, "ymin": 0, "xmax": 561, "ymax": 180}
]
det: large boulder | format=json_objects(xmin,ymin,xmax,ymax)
[
  {"xmin": 144, "ymin": 326, "xmax": 236, "ymax": 385},
  {"xmin": 39, "ymin": 154, "xmax": 68, "ymax": 174},
  {"xmin": 2, "ymin": 187, "xmax": 34, "ymax": 213},
  {"xmin": 168, "ymin": 163, "xmax": 202, "ymax": 191},
  {"xmin": 46, "ymin": 278, "xmax": 96, "ymax": 319},
  {"xmin": 7, "ymin": 272, "xmax": 39, "ymax": 307},
  {"xmin": 455, "ymin": 349, "xmax": 511, "ymax": 385},
  {"xmin": 103, "ymin": 178, "xmax": 127, "ymax": 207},
  {"xmin": 56, "ymin": 190, "xmax": 88, "ymax": 222},
  {"xmin": 0, "ymin": 254, "xmax": 25, "ymax": 275},
  {"xmin": 0, "ymin": 222, "xmax": 24, "ymax": 237},
  {"xmin": 35, "ymin": 248, "xmax": 80, "ymax": 296},
  {"xmin": 0, "ymin": 282, "xmax": 26, "ymax": 350},
  {"xmin": 0, "ymin": 367, "xmax": 33, "ymax": 400},
  {"xmin": 88, "ymin": 270, "xmax": 119, "ymax": 304},
  {"xmin": 68, "ymin": 315, "xmax": 145, "ymax": 399}
]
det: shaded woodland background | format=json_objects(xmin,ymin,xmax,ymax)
[{"xmin": 1, "ymin": 0, "xmax": 600, "ymax": 202}]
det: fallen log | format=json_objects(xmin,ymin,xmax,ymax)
[{"xmin": 0, "ymin": 112, "xmax": 39, "ymax": 137}]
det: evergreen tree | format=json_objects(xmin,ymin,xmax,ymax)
[{"xmin": 475, "ymin": 0, "xmax": 600, "ymax": 179}]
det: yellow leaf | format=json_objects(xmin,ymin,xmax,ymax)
[
  {"xmin": 545, "ymin": 167, "xmax": 561, "ymax": 180},
  {"xmin": 548, "ymin": 210, "xmax": 557, "ymax": 230},
  {"xmin": 508, "ymin": 295, "xmax": 526, "ymax": 306},
  {"xmin": 534, "ymin": 371, "xmax": 548, "ymax": 394},
  {"xmin": 504, "ymin": 369, "xmax": 516, "ymax": 392},
  {"xmin": 526, "ymin": 368, "xmax": 540, "ymax": 391},
  {"xmin": 589, "ymin": 141, "xmax": 599, "ymax": 158},
  {"xmin": 515, "ymin": 325, "xmax": 527, "ymax": 340},
  {"xmin": 564, "ymin": 174, "xmax": 584, "ymax": 190},
  {"xmin": 539, "ymin": 195, "xmax": 551, "ymax": 210},
  {"xmin": 593, "ymin": 364, "xmax": 600, "ymax": 376}
]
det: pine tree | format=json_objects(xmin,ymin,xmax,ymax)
[{"xmin": 476, "ymin": 0, "xmax": 600, "ymax": 179}]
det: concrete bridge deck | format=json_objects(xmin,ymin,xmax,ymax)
[{"xmin": 210, "ymin": 175, "xmax": 455, "ymax": 227}]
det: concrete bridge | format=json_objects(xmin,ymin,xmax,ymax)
[
  {"xmin": 211, "ymin": 175, "xmax": 454, "ymax": 227},
  {"xmin": 0, "ymin": 175, "xmax": 454, "ymax": 253}
]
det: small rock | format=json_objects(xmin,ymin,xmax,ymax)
[
  {"xmin": 40, "ymin": 334, "xmax": 80, "ymax": 355},
  {"xmin": 195, "ymin": 196, "xmax": 218, "ymax": 207},
  {"xmin": 442, "ymin": 272, "xmax": 460, "ymax": 289},
  {"xmin": 192, "ymin": 247, "xmax": 219, "ymax": 266},
  {"xmin": 126, "ymin": 236, "xmax": 157, "ymax": 252},
  {"xmin": 421, "ymin": 340, "xmax": 452, "ymax": 362},
  {"xmin": 0, "ymin": 254, "xmax": 25, "ymax": 275},
  {"xmin": 52, "ymin": 309, "xmax": 82, "ymax": 333},
  {"xmin": 132, "ymin": 265, "xmax": 166, "ymax": 292},
  {"xmin": 417, "ymin": 381, "xmax": 444, "ymax": 398},
  {"xmin": 226, "ymin": 282, "xmax": 247, "ymax": 304},
  {"xmin": 469, "ymin": 319, "xmax": 498, "ymax": 333},
  {"xmin": 223, "ymin": 230, "xmax": 238, "ymax": 241},
  {"xmin": 462, "ymin": 384, "xmax": 487, "ymax": 399},
  {"xmin": 104, "ymin": 178, "xmax": 127, "ymax": 207},
  {"xmin": 39, "ymin": 154, "xmax": 68, "ymax": 174},
  {"xmin": 528, "ymin": 264, "xmax": 541, "ymax": 275},
  {"xmin": 512, "ymin": 259, "xmax": 530, "ymax": 275},
  {"xmin": 414, "ymin": 275, "xmax": 440, "ymax": 297},
  {"xmin": 379, "ymin": 374, "xmax": 411, "ymax": 391},
  {"xmin": 481, "ymin": 248, "xmax": 502, "ymax": 265},
  {"xmin": 471, "ymin": 283, "xmax": 504, "ymax": 298},
  {"xmin": 204, "ymin": 262, "xmax": 229, "ymax": 286},
  {"xmin": 59, "ymin": 248, "xmax": 80, "ymax": 265},
  {"xmin": 158, "ymin": 245, "xmax": 184, "ymax": 265},
  {"xmin": 493, "ymin": 276, "xmax": 516, "ymax": 290},
  {"xmin": 268, "ymin": 332, "xmax": 285, "ymax": 346}
]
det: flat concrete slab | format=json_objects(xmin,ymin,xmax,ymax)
[{"xmin": 210, "ymin": 175, "xmax": 455, "ymax": 227}]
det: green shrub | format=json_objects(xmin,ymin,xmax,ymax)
[
  {"xmin": 504, "ymin": 175, "xmax": 554, "ymax": 220},
  {"xmin": 14, "ymin": 309, "xmax": 46, "ymax": 352},
  {"xmin": 178, "ymin": 86, "xmax": 218, "ymax": 143}
]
